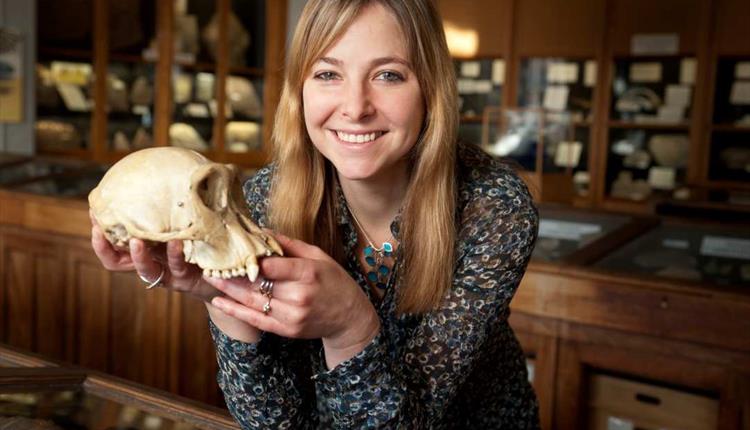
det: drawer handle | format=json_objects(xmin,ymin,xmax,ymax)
[{"xmin": 635, "ymin": 392, "xmax": 661, "ymax": 405}]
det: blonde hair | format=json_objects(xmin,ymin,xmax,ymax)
[{"xmin": 269, "ymin": 0, "xmax": 459, "ymax": 314}]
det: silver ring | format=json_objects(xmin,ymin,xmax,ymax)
[
  {"xmin": 259, "ymin": 278, "xmax": 274, "ymax": 297},
  {"xmin": 262, "ymin": 298, "xmax": 272, "ymax": 315},
  {"xmin": 138, "ymin": 264, "xmax": 165, "ymax": 290}
]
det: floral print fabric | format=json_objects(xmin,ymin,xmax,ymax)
[{"xmin": 210, "ymin": 142, "xmax": 541, "ymax": 429}]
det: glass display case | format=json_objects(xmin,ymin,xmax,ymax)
[
  {"xmin": 0, "ymin": 345, "xmax": 238, "ymax": 430},
  {"xmin": 106, "ymin": 1, "xmax": 157, "ymax": 153},
  {"xmin": 708, "ymin": 57, "xmax": 750, "ymax": 186},
  {"xmin": 594, "ymin": 222, "xmax": 750, "ymax": 286},
  {"xmin": 517, "ymin": 58, "xmax": 597, "ymax": 200},
  {"xmin": 454, "ymin": 57, "xmax": 504, "ymax": 145},
  {"xmin": 35, "ymin": 0, "xmax": 95, "ymax": 154},
  {"xmin": 0, "ymin": 158, "xmax": 87, "ymax": 187},
  {"xmin": 605, "ymin": 56, "xmax": 696, "ymax": 203},
  {"xmin": 532, "ymin": 207, "xmax": 632, "ymax": 263}
]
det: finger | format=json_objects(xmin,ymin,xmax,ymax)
[
  {"xmin": 210, "ymin": 296, "xmax": 287, "ymax": 336},
  {"xmin": 259, "ymin": 256, "xmax": 313, "ymax": 283},
  {"xmin": 91, "ymin": 225, "xmax": 134, "ymax": 271},
  {"xmin": 266, "ymin": 230, "xmax": 325, "ymax": 259},
  {"xmin": 166, "ymin": 240, "xmax": 192, "ymax": 278},
  {"xmin": 130, "ymin": 238, "xmax": 163, "ymax": 282},
  {"xmin": 89, "ymin": 209, "xmax": 98, "ymax": 227}
]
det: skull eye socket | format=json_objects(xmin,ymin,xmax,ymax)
[{"xmin": 196, "ymin": 168, "xmax": 228, "ymax": 211}]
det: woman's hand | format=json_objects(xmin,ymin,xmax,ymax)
[
  {"xmin": 205, "ymin": 231, "xmax": 381, "ymax": 369},
  {"xmin": 90, "ymin": 211, "xmax": 262, "ymax": 343}
]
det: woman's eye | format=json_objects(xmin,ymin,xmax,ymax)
[
  {"xmin": 376, "ymin": 71, "xmax": 404, "ymax": 82},
  {"xmin": 314, "ymin": 71, "xmax": 338, "ymax": 81}
]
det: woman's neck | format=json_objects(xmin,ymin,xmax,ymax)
[{"xmin": 338, "ymin": 166, "xmax": 409, "ymax": 244}]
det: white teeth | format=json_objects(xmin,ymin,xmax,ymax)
[
  {"xmin": 246, "ymin": 264, "xmax": 259, "ymax": 282},
  {"xmin": 222, "ymin": 269, "xmax": 231, "ymax": 278},
  {"xmin": 232, "ymin": 268, "xmax": 239, "ymax": 277},
  {"xmin": 336, "ymin": 131, "xmax": 380, "ymax": 143},
  {"xmin": 203, "ymin": 268, "xmax": 211, "ymax": 277},
  {"xmin": 211, "ymin": 270, "xmax": 220, "ymax": 278},
  {"xmin": 238, "ymin": 267, "xmax": 246, "ymax": 276}
]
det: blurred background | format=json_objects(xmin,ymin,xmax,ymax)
[{"xmin": 0, "ymin": 0, "xmax": 748, "ymax": 429}]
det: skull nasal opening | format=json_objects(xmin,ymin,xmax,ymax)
[{"xmin": 196, "ymin": 167, "xmax": 229, "ymax": 211}]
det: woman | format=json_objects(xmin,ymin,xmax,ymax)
[{"xmin": 91, "ymin": 0, "xmax": 540, "ymax": 428}]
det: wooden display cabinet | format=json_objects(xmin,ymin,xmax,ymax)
[
  {"xmin": 0, "ymin": 344, "xmax": 239, "ymax": 429},
  {"xmin": 35, "ymin": 0, "xmax": 286, "ymax": 168}
]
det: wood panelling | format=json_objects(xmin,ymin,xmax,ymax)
[
  {"xmin": 34, "ymin": 254, "xmax": 65, "ymax": 359},
  {"xmin": 608, "ymin": 0, "xmax": 703, "ymax": 55},
  {"xmin": 514, "ymin": 0, "xmax": 606, "ymax": 57},
  {"xmin": 176, "ymin": 296, "xmax": 222, "ymax": 405},
  {"xmin": 512, "ymin": 271, "xmax": 750, "ymax": 353},
  {"xmin": 5, "ymin": 246, "xmax": 34, "ymax": 349},
  {"xmin": 70, "ymin": 249, "xmax": 111, "ymax": 370},
  {"xmin": 714, "ymin": 0, "xmax": 750, "ymax": 55},
  {"xmin": 437, "ymin": 0, "xmax": 513, "ymax": 57}
]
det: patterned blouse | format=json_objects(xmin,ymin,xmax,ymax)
[{"xmin": 210, "ymin": 142, "xmax": 541, "ymax": 429}]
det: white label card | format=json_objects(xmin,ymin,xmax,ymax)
[
  {"xmin": 735, "ymin": 62, "xmax": 750, "ymax": 79},
  {"xmin": 584, "ymin": 61, "xmax": 597, "ymax": 87},
  {"xmin": 631, "ymin": 33, "xmax": 679, "ymax": 55},
  {"xmin": 680, "ymin": 58, "xmax": 697, "ymax": 84},
  {"xmin": 539, "ymin": 220, "xmax": 602, "ymax": 241},
  {"xmin": 730, "ymin": 82, "xmax": 750, "ymax": 105},
  {"xmin": 543, "ymin": 85, "xmax": 569, "ymax": 111},
  {"xmin": 630, "ymin": 63, "xmax": 662, "ymax": 83},
  {"xmin": 554, "ymin": 141, "xmax": 583, "ymax": 168},
  {"xmin": 700, "ymin": 236, "xmax": 750, "ymax": 260},
  {"xmin": 56, "ymin": 83, "xmax": 90, "ymax": 112},
  {"xmin": 665, "ymin": 85, "xmax": 692, "ymax": 107},
  {"xmin": 547, "ymin": 63, "xmax": 579, "ymax": 84},
  {"xmin": 663, "ymin": 238, "xmax": 690, "ymax": 250},
  {"xmin": 460, "ymin": 61, "xmax": 481, "ymax": 78},
  {"xmin": 648, "ymin": 166, "xmax": 676, "ymax": 190},
  {"xmin": 657, "ymin": 106, "xmax": 685, "ymax": 123},
  {"xmin": 492, "ymin": 60, "xmax": 505, "ymax": 85}
]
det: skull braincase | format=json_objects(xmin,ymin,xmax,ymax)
[{"xmin": 88, "ymin": 147, "xmax": 282, "ymax": 281}]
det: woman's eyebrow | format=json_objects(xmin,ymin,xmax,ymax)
[{"xmin": 317, "ymin": 56, "xmax": 411, "ymax": 68}]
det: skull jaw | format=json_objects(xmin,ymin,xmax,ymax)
[{"xmin": 183, "ymin": 223, "xmax": 276, "ymax": 282}]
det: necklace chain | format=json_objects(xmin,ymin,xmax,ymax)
[{"xmin": 345, "ymin": 203, "xmax": 393, "ymax": 252}]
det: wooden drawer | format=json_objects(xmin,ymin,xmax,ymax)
[{"xmin": 587, "ymin": 374, "xmax": 719, "ymax": 430}]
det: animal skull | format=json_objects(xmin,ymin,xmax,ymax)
[{"xmin": 88, "ymin": 147, "xmax": 282, "ymax": 281}]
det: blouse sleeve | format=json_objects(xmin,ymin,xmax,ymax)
[
  {"xmin": 311, "ymin": 166, "xmax": 539, "ymax": 428},
  {"xmin": 210, "ymin": 165, "xmax": 317, "ymax": 429}
]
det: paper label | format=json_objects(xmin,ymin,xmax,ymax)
[
  {"xmin": 539, "ymin": 220, "xmax": 602, "ymax": 241},
  {"xmin": 546, "ymin": 63, "xmax": 579, "ymax": 84},
  {"xmin": 554, "ymin": 141, "xmax": 583, "ymax": 168},
  {"xmin": 492, "ymin": 60, "xmax": 505, "ymax": 85},
  {"xmin": 630, "ymin": 63, "xmax": 662, "ymax": 83},
  {"xmin": 631, "ymin": 33, "xmax": 679, "ymax": 55},
  {"xmin": 56, "ymin": 83, "xmax": 90, "ymax": 112},
  {"xmin": 735, "ymin": 62, "xmax": 750, "ymax": 79},
  {"xmin": 460, "ymin": 61, "xmax": 481, "ymax": 78},
  {"xmin": 663, "ymin": 238, "xmax": 690, "ymax": 250},
  {"xmin": 700, "ymin": 236, "xmax": 750, "ymax": 260},
  {"xmin": 680, "ymin": 58, "xmax": 697, "ymax": 84},
  {"xmin": 730, "ymin": 82, "xmax": 750, "ymax": 105},
  {"xmin": 648, "ymin": 166, "xmax": 676, "ymax": 190},
  {"xmin": 51, "ymin": 61, "xmax": 92, "ymax": 86},
  {"xmin": 584, "ymin": 60, "xmax": 597, "ymax": 87},
  {"xmin": 665, "ymin": 85, "xmax": 692, "ymax": 107},
  {"xmin": 543, "ymin": 85, "xmax": 570, "ymax": 111},
  {"xmin": 657, "ymin": 106, "xmax": 685, "ymax": 123}
]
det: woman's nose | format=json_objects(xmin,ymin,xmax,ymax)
[{"xmin": 341, "ymin": 81, "xmax": 375, "ymax": 120}]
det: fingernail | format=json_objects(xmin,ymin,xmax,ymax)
[
  {"xmin": 211, "ymin": 297, "xmax": 225, "ymax": 309},
  {"xmin": 129, "ymin": 239, "xmax": 140, "ymax": 252}
]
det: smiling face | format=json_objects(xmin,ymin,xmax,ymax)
[{"xmin": 302, "ymin": 2, "xmax": 425, "ymax": 184}]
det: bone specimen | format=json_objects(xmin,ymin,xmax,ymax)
[{"xmin": 89, "ymin": 147, "xmax": 282, "ymax": 281}]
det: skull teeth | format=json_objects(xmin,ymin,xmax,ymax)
[{"xmin": 246, "ymin": 263, "xmax": 259, "ymax": 282}]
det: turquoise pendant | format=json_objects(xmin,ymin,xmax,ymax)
[{"xmin": 367, "ymin": 271, "xmax": 378, "ymax": 282}]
